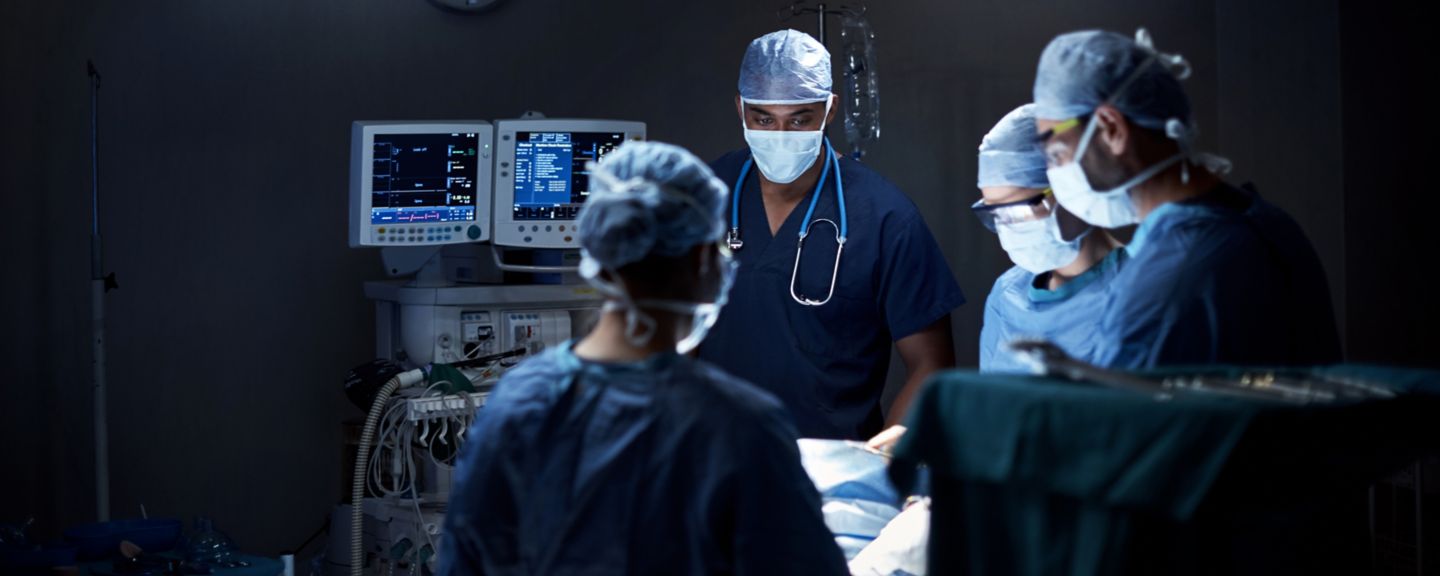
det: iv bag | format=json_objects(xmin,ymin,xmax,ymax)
[{"xmin": 839, "ymin": 13, "xmax": 880, "ymax": 159}]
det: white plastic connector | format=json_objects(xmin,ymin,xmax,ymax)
[
  {"xmin": 405, "ymin": 392, "xmax": 488, "ymax": 422},
  {"xmin": 397, "ymin": 368, "xmax": 426, "ymax": 388}
]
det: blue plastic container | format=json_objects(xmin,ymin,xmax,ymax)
[{"xmin": 62, "ymin": 518, "xmax": 182, "ymax": 560}]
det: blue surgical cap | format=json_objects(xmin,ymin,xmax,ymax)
[
  {"xmin": 1033, "ymin": 29, "xmax": 1192, "ymax": 131},
  {"xmin": 738, "ymin": 29, "xmax": 832, "ymax": 104},
  {"xmin": 978, "ymin": 104, "xmax": 1049, "ymax": 189},
  {"xmin": 577, "ymin": 141, "xmax": 727, "ymax": 273}
]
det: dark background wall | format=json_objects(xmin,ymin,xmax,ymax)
[
  {"xmin": 2, "ymin": 0, "xmax": 1433, "ymax": 556},
  {"xmin": 1339, "ymin": 4, "xmax": 1433, "ymax": 365}
]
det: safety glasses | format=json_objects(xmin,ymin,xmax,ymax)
[
  {"xmin": 970, "ymin": 189, "xmax": 1054, "ymax": 233},
  {"xmin": 1035, "ymin": 116, "xmax": 1086, "ymax": 145}
]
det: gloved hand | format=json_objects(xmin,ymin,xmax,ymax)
[{"xmin": 865, "ymin": 425, "xmax": 907, "ymax": 455}]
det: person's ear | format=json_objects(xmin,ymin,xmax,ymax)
[
  {"xmin": 1093, "ymin": 105, "xmax": 1130, "ymax": 158},
  {"xmin": 824, "ymin": 94, "xmax": 838, "ymax": 127},
  {"xmin": 735, "ymin": 95, "xmax": 745, "ymax": 127}
]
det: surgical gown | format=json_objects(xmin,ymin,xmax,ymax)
[
  {"xmin": 980, "ymin": 248, "xmax": 1126, "ymax": 373},
  {"xmin": 438, "ymin": 342, "xmax": 848, "ymax": 576},
  {"xmin": 699, "ymin": 149, "xmax": 965, "ymax": 440},
  {"xmin": 1093, "ymin": 183, "xmax": 1341, "ymax": 368}
]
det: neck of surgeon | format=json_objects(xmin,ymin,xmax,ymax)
[
  {"xmin": 1048, "ymin": 230, "xmax": 1119, "ymax": 290},
  {"xmin": 575, "ymin": 307, "xmax": 688, "ymax": 363}
]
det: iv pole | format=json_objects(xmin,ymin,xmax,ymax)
[
  {"xmin": 88, "ymin": 60, "xmax": 117, "ymax": 522},
  {"xmin": 779, "ymin": 2, "xmax": 862, "ymax": 45}
]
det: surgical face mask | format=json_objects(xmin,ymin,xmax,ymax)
[
  {"xmin": 741, "ymin": 97, "xmax": 831, "ymax": 184},
  {"xmin": 1046, "ymin": 115, "xmax": 1194, "ymax": 229},
  {"xmin": 1047, "ymin": 168, "xmax": 1138, "ymax": 228},
  {"xmin": 996, "ymin": 212, "xmax": 1085, "ymax": 274}
]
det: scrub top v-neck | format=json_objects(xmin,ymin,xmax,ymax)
[{"xmin": 698, "ymin": 148, "xmax": 965, "ymax": 440}]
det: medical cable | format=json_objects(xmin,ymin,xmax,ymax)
[{"xmin": 352, "ymin": 368, "xmax": 424, "ymax": 576}]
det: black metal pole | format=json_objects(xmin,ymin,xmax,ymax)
[{"xmin": 87, "ymin": 59, "xmax": 110, "ymax": 522}]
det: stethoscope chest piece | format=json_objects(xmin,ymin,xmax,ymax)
[{"xmin": 726, "ymin": 228, "xmax": 745, "ymax": 251}]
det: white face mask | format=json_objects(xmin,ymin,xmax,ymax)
[
  {"xmin": 1045, "ymin": 115, "xmax": 1185, "ymax": 228},
  {"xmin": 741, "ymin": 97, "xmax": 831, "ymax": 184},
  {"xmin": 996, "ymin": 212, "xmax": 1085, "ymax": 274}
]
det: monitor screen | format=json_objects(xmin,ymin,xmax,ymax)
[
  {"xmin": 489, "ymin": 119, "xmax": 642, "ymax": 249},
  {"xmin": 370, "ymin": 132, "xmax": 481, "ymax": 225},
  {"xmin": 511, "ymin": 131, "xmax": 625, "ymax": 221}
]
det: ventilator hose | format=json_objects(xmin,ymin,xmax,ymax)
[{"xmin": 352, "ymin": 369, "xmax": 423, "ymax": 576}]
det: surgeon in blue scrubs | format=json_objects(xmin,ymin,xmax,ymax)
[
  {"xmin": 699, "ymin": 30, "xmax": 965, "ymax": 441},
  {"xmin": 1032, "ymin": 29, "xmax": 1341, "ymax": 368},
  {"xmin": 440, "ymin": 142, "xmax": 847, "ymax": 575},
  {"xmin": 974, "ymin": 104, "xmax": 1125, "ymax": 372}
]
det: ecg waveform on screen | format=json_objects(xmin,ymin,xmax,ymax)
[
  {"xmin": 392, "ymin": 211, "xmax": 442, "ymax": 223},
  {"xmin": 369, "ymin": 132, "xmax": 480, "ymax": 225}
]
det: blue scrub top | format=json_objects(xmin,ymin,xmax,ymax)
[
  {"xmin": 1093, "ymin": 183, "xmax": 1341, "ymax": 369},
  {"xmin": 980, "ymin": 248, "xmax": 1127, "ymax": 373},
  {"xmin": 698, "ymin": 149, "xmax": 965, "ymax": 440},
  {"xmin": 439, "ymin": 342, "xmax": 848, "ymax": 575}
]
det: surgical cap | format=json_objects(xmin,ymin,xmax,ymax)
[
  {"xmin": 577, "ymin": 141, "xmax": 727, "ymax": 273},
  {"xmin": 977, "ymin": 104, "xmax": 1049, "ymax": 189},
  {"xmin": 1033, "ymin": 29, "xmax": 1191, "ymax": 131},
  {"xmin": 738, "ymin": 29, "xmax": 832, "ymax": 104}
]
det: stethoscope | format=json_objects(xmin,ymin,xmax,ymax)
[{"xmin": 727, "ymin": 139, "xmax": 848, "ymax": 307}]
